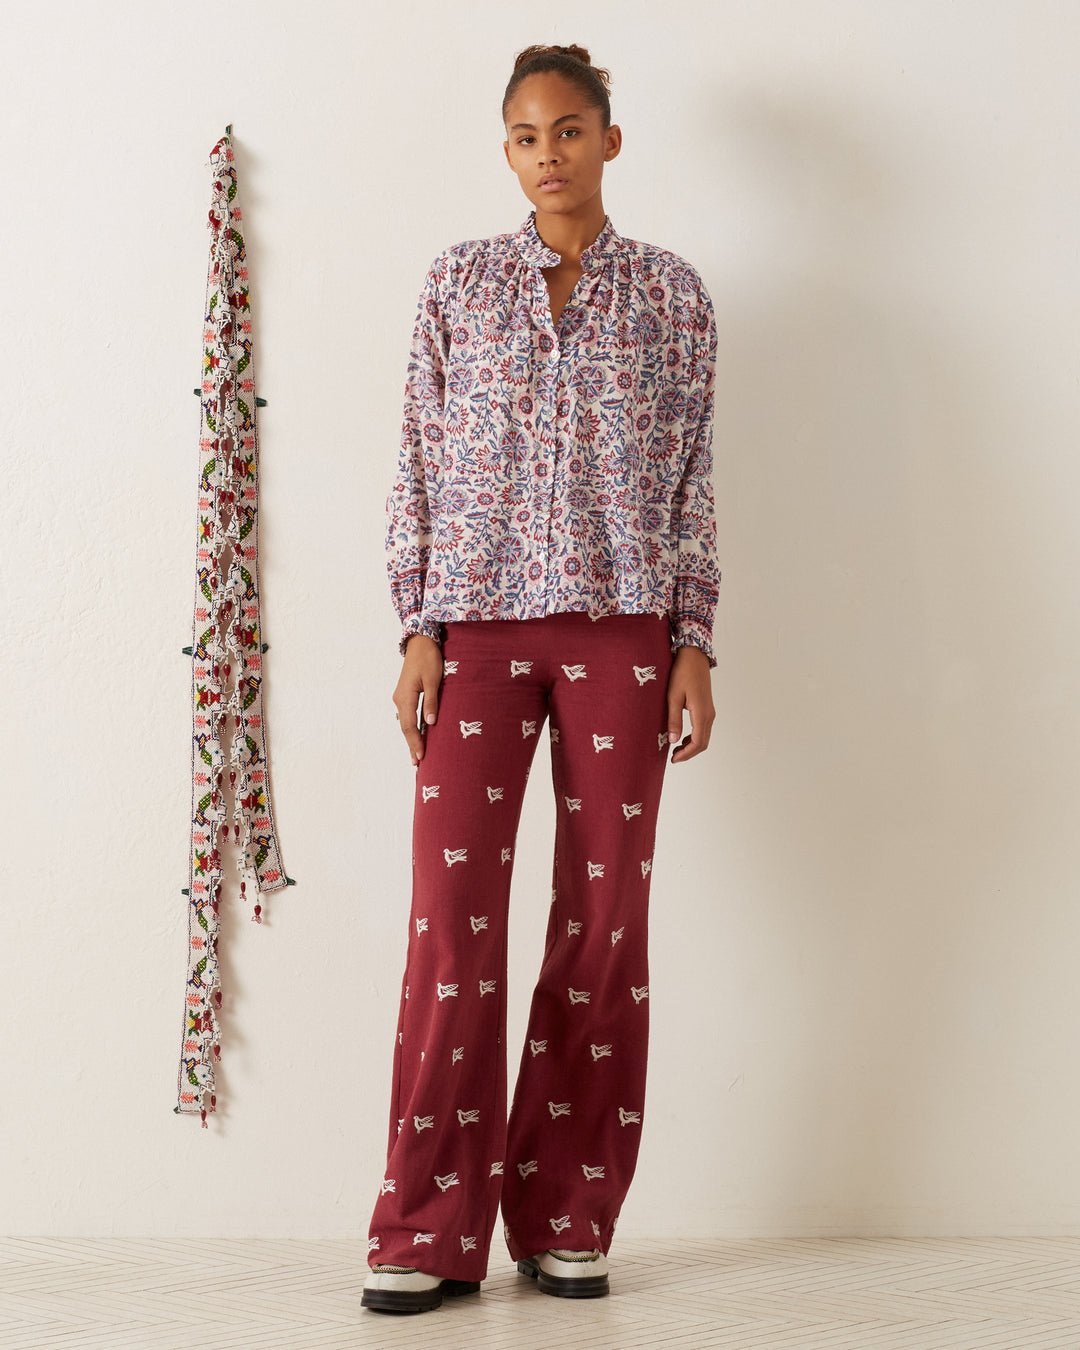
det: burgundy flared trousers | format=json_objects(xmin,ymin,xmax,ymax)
[{"xmin": 367, "ymin": 612, "xmax": 674, "ymax": 1281}]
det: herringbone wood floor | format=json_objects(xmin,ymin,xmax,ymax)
[{"xmin": 4, "ymin": 1235, "xmax": 1080, "ymax": 1348}]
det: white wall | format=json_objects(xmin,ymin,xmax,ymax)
[{"xmin": 4, "ymin": 0, "xmax": 1080, "ymax": 1240}]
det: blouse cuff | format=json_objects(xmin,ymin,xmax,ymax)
[
  {"xmin": 671, "ymin": 622, "xmax": 717, "ymax": 669},
  {"xmin": 398, "ymin": 615, "xmax": 445, "ymax": 657}
]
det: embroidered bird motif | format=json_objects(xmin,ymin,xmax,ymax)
[
  {"xmin": 568, "ymin": 988, "xmax": 591, "ymax": 1004},
  {"xmin": 529, "ymin": 1038, "xmax": 548, "ymax": 1056},
  {"xmin": 413, "ymin": 1232, "xmax": 436, "ymax": 1245},
  {"xmin": 457, "ymin": 1109, "xmax": 479, "ymax": 1126},
  {"xmin": 434, "ymin": 1172, "xmax": 459, "ymax": 1192},
  {"xmin": 631, "ymin": 985, "xmax": 649, "ymax": 1004},
  {"xmin": 565, "ymin": 797, "xmax": 582, "ymax": 812},
  {"xmin": 549, "ymin": 1215, "xmax": 571, "ymax": 1234},
  {"xmin": 641, "ymin": 859, "xmax": 652, "ymax": 877},
  {"xmin": 619, "ymin": 1108, "xmax": 642, "ymax": 1126},
  {"xmin": 518, "ymin": 1160, "xmax": 539, "ymax": 1179},
  {"xmin": 562, "ymin": 664, "xmax": 587, "ymax": 681},
  {"xmin": 442, "ymin": 661, "xmax": 458, "ymax": 675},
  {"xmin": 437, "ymin": 983, "xmax": 459, "ymax": 1001},
  {"xmin": 522, "ymin": 720, "xmax": 537, "ymax": 737},
  {"xmin": 590, "ymin": 1043, "xmax": 613, "ymax": 1061},
  {"xmin": 460, "ymin": 1235, "xmax": 477, "ymax": 1252},
  {"xmin": 397, "ymin": 1117, "xmax": 403, "ymax": 1133},
  {"xmin": 444, "ymin": 848, "xmax": 467, "ymax": 867},
  {"xmin": 490, "ymin": 1162, "xmax": 504, "ymax": 1176},
  {"xmin": 486, "ymin": 786, "xmax": 504, "ymax": 802},
  {"xmin": 416, "ymin": 917, "xmax": 428, "ymax": 935},
  {"xmin": 550, "ymin": 726, "xmax": 560, "ymax": 743},
  {"xmin": 422, "ymin": 785, "xmax": 440, "ymax": 802},
  {"xmin": 592, "ymin": 734, "xmax": 614, "ymax": 752},
  {"xmin": 567, "ymin": 920, "xmax": 582, "ymax": 936},
  {"xmin": 622, "ymin": 802, "xmax": 643, "ymax": 819},
  {"xmin": 510, "ymin": 660, "xmax": 532, "ymax": 676},
  {"xmin": 414, "ymin": 1114, "xmax": 434, "ymax": 1132},
  {"xmin": 479, "ymin": 979, "xmax": 497, "ymax": 996},
  {"xmin": 634, "ymin": 665, "xmax": 657, "ymax": 685},
  {"xmin": 460, "ymin": 720, "xmax": 482, "ymax": 737},
  {"xmin": 592, "ymin": 1221, "xmax": 601, "ymax": 1237},
  {"xmin": 548, "ymin": 1101, "xmax": 571, "ymax": 1118},
  {"xmin": 368, "ymin": 1236, "xmax": 380, "ymax": 1252},
  {"xmin": 658, "ymin": 732, "xmax": 668, "ymax": 750},
  {"xmin": 587, "ymin": 862, "xmax": 605, "ymax": 880},
  {"xmin": 452, "ymin": 1046, "xmax": 464, "ymax": 1065},
  {"xmin": 501, "ymin": 847, "xmax": 512, "ymax": 864},
  {"xmin": 470, "ymin": 915, "xmax": 488, "ymax": 933},
  {"xmin": 611, "ymin": 926, "xmax": 624, "ymax": 946},
  {"xmin": 381, "ymin": 1179, "xmax": 396, "ymax": 1194},
  {"xmin": 582, "ymin": 1165, "xmax": 606, "ymax": 1181}
]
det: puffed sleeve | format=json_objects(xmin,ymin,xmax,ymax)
[
  {"xmin": 385, "ymin": 254, "xmax": 452, "ymax": 655},
  {"xmin": 669, "ymin": 273, "xmax": 720, "ymax": 667}
]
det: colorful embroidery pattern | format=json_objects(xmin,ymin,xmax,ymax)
[
  {"xmin": 386, "ymin": 211, "xmax": 720, "ymax": 666},
  {"xmin": 176, "ymin": 129, "xmax": 287, "ymax": 1125}
]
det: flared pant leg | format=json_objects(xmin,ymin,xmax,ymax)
[
  {"xmin": 367, "ymin": 620, "xmax": 548, "ymax": 1281},
  {"xmin": 500, "ymin": 612, "xmax": 674, "ymax": 1261}
]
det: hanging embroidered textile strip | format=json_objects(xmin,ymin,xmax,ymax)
[{"xmin": 176, "ymin": 128, "xmax": 288, "ymax": 1125}]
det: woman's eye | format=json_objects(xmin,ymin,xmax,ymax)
[{"xmin": 560, "ymin": 128, "xmax": 579, "ymax": 138}]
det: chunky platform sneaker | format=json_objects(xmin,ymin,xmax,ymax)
[
  {"xmin": 516, "ymin": 1247, "xmax": 610, "ymax": 1298},
  {"xmin": 361, "ymin": 1264, "xmax": 481, "ymax": 1314}
]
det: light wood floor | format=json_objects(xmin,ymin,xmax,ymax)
[{"xmin": 4, "ymin": 1235, "xmax": 1080, "ymax": 1348}]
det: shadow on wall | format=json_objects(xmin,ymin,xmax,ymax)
[{"xmin": 708, "ymin": 87, "xmax": 1063, "ymax": 1230}]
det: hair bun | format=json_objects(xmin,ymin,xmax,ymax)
[
  {"xmin": 554, "ymin": 43, "xmax": 592, "ymax": 65},
  {"xmin": 510, "ymin": 43, "xmax": 612, "ymax": 95}
]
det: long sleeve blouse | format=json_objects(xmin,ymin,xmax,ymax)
[{"xmin": 385, "ymin": 209, "xmax": 720, "ymax": 666}]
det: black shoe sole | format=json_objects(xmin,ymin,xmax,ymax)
[
  {"xmin": 516, "ymin": 1256, "xmax": 610, "ymax": 1298},
  {"xmin": 361, "ymin": 1277, "xmax": 480, "ymax": 1314}
]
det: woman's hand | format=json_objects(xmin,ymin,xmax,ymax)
[
  {"xmin": 666, "ymin": 645, "xmax": 715, "ymax": 764},
  {"xmin": 392, "ymin": 634, "xmax": 444, "ymax": 766}
]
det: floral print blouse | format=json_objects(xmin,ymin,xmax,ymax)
[{"xmin": 385, "ymin": 209, "xmax": 720, "ymax": 666}]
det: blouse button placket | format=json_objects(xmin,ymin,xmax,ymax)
[{"xmin": 533, "ymin": 268, "xmax": 562, "ymax": 617}]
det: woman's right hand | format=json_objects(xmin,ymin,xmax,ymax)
[{"xmin": 392, "ymin": 634, "xmax": 444, "ymax": 765}]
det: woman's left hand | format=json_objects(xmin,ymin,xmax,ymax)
[{"xmin": 666, "ymin": 645, "xmax": 715, "ymax": 763}]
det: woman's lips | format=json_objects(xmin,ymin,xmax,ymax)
[{"xmin": 539, "ymin": 178, "xmax": 569, "ymax": 192}]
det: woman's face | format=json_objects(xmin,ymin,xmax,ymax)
[{"xmin": 503, "ymin": 72, "xmax": 621, "ymax": 219}]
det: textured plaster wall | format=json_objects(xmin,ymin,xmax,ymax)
[{"xmin": 4, "ymin": 0, "xmax": 1080, "ymax": 1239}]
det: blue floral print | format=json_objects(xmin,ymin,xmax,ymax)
[{"xmin": 385, "ymin": 210, "xmax": 720, "ymax": 666}]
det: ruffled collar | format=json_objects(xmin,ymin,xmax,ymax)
[{"xmin": 513, "ymin": 209, "xmax": 624, "ymax": 273}]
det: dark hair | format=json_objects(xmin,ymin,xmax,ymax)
[{"xmin": 502, "ymin": 44, "xmax": 612, "ymax": 130}]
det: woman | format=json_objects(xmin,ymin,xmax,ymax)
[{"xmin": 362, "ymin": 43, "xmax": 719, "ymax": 1315}]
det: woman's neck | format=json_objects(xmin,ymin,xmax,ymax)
[{"xmin": 533, "ymin": 200, "xmax": 607, "ymax": 265}]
